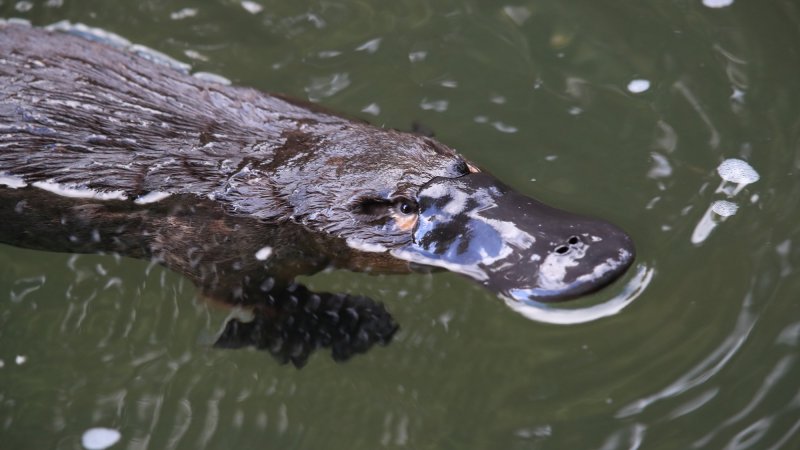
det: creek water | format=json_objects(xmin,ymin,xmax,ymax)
[{"xmin": 2, "ymin": 0, "xmax": 800, "ymax": 449}]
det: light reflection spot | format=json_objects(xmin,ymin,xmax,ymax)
[
  {"xmin": 627, "ymin": 79, "xmax": 651, "ymax": 93},
  {"xmin": 254, "ymin": 246, "xmax": 273, "ymax": 261},
  {"xmin": 81, "ymin": 428, "xmax": 121, "ymax": 450},
  {"xmin": 703, "ymin": 0, "xmax": 734, "ymax": 8}
]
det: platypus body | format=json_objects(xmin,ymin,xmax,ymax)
[{"xmin": 0, "ymin": 23, "xmax": 634, "ymax": 364}]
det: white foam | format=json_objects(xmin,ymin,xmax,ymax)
[
  {"xmin": 134, "ymin": 191, "xmax": 171, "ymax": 205},
  {"xmin": 33, "ymin": 181, "xmax": 127, "ymax": 201},
  {"xmin": 81, "ymin": 428, "xmax": 121, "ymax": 450},
  {"xmin": 711, "ymin": 200, "xmax": 738, "ymax": 217},
  {"xmin": 717, "ymin": 158, "xmax": 759, "ymax": 184},
  {"xmin": 716, "ymin": 158, "xmax": 759, "ymax": 197}
]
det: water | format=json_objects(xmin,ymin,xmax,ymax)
[{"xmin": 2, "ymin": 0, "xmax": 800, "ymax": 448}]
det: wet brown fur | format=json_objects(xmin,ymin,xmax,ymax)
[
  {"xmin": 0, "ymin": 24, "xmax": 471, "ymax": 247},
  {"xmin": 0, "ymin": 23, "xmax": 474, "ymax": 298}
]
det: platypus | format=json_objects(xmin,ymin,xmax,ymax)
[{"xmin": 0, "ymin": 23, "xmax": 634, "ymax": 362}]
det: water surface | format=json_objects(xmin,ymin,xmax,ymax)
[{"xmin": 2, "ymin": 0, "xmax": 800, "ymax": 448}]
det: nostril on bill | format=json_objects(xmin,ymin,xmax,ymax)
[{"xmin": 554, "ymin": 236, "xmax": 582, "ymax": 255}]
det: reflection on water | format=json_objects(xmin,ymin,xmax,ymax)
[
  {"xmin": 617, "ymin": 290, "xmax": 757, "ymax": 420},
  {"xmin": 502, "ymin": 263, "xmax": 654, "ymax": 325},
  {"xmin": 1, "ymin": 0, "xmax": 800, "ymax": 449}
]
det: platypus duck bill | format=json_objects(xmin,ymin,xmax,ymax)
[{"xmin": 391, "ymin": 173, "xmax": 635, "ymax": 302}]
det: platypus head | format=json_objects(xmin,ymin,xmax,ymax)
[
  {"xmin": 271, "ymin": 125, "xmax": 634, "ymax": 303},
  {"xmin": 390, "ymin": 172, "xmax": 635, "ymax": 302}
]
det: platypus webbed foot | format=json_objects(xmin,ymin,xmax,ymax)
[{"xmin": 213, "ymin": 284, "xmax": 398, "ymax": 367}]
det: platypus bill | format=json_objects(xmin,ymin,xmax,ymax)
[{"xmin": 0, "ymin": 23, "xmax": 634, "ymax": 362}]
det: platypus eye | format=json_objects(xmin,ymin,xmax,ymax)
[
  {"xmin": 394, "ymin": 197, "xmax": 418, "ymax": 216},
  {"xmin": 351, "ymin": 196, "xmax": 418, "ymax": 231},
  {"xmin": 391, "ymin": 197, "xmax": 419, "ymax": 232}
]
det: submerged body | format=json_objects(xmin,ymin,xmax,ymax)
[{"xmin": 0, "ymin": 23, "xmax": 634, "ymax": 361}]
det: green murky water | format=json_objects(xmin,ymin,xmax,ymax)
[{"xmin": 2, "ymin": 0, "xmax": 800, "ymax": 448}]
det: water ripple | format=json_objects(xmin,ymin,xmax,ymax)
[{"xmin": 617, "ymin": 291, "xmax": 756, "ymax": 418}]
